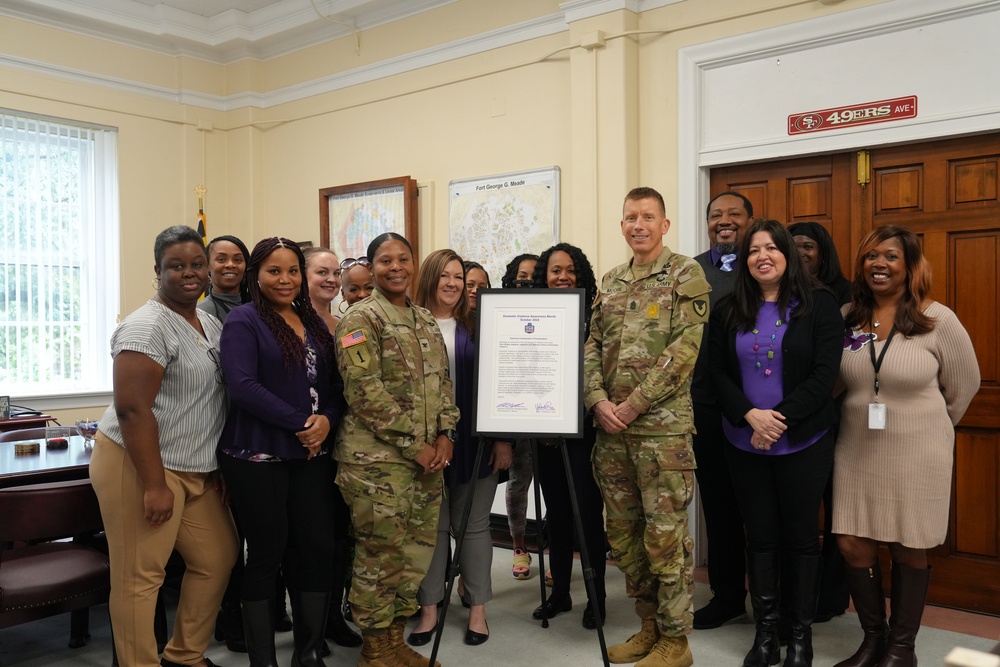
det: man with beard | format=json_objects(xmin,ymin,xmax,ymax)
[{"xmin": 691, "ymin": 191, "xmax": 754, "ymax": 629}]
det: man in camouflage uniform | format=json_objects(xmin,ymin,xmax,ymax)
[
  {"xmin": 584, "ymin": 187, "xmax": 710, "ymax": 667},
  {"xmin": 335, "ymin": 285, "xmax": 459, "ymax": 667}
]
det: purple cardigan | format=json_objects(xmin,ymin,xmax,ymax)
[
  {"xmin": 217, "ymin": 303, "xmax": 344, "ymax": 459},
  {"xmin": 445, "ymin": 322, "xmax": 495, "ymax": 487}
]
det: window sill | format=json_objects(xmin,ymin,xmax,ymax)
[{"xmin": 11, "ymin": 391, "xmax": 113, "ymax": 412}]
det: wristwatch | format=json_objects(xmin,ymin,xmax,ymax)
[{"xmin": 437, "ymin": 428, "xmax": 458, "ymax": 443}]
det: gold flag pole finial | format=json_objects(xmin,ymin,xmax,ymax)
[{"xmin": 194, "ymin": 185, "xmax": 208, "ymax": 246}]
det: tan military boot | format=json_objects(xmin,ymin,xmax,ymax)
[
  {"xmin": 634, "ymin": 635, "xmax": 694, "ymax": 667},
  {"xmin": 607, "ymin": 618, "xmax": 660, "ymax": 663},
  {"xmin": 358, "ymin": 629, "xmax": 407, "ymax": 667},
  {"xmin": 387, "ymin": 618, "xmax": 442, "ymax": 667}
]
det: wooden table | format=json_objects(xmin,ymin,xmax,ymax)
[
  {"xmin": 0, "ymin": 434, "xmax": 92, "ymax": 488},
  {"xmin": 0, "ymin": 414, "xmax": 54, "ymax": 433}
]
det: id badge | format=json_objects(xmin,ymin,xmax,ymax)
[{"xmin": 868, "ymin": 403, "xmax": 886, "ymax": 430}]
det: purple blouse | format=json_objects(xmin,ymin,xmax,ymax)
[{"xmin": 723, "ymin": 301, "xmax": 828, "ymax": 455}]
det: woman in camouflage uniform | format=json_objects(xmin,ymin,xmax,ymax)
[{"xmin": 334, "ymin": 232, "xmax": 459, "ymax": 667}]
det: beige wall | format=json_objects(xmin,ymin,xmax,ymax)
[{"xmin": 0, "ymin": 0, "xmax": 885, "ymax": 420}]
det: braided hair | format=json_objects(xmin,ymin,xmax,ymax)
[
  {"xmin": 532, "ymin": 242, "xmax": 598, "ymax": 337},
  {"xmin": 242, "ymin": 237, "xmax": 334, "ymax": 368}
]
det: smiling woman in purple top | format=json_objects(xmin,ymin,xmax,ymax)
[
  {"xmin": 708, "ymin": 219, "xmax": 843, "ymax": 667},
  {"xmin": 217, "ymin": 236, "xmax": 344, "ymax": 667}
]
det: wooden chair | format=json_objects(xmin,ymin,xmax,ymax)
[{"xmin": 0, "ymin": 479, "xmax": 110, "ymax": 648}]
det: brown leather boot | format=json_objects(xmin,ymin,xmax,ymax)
[
  {"xmin": 833, "ymin": 564, "xmax": 888, "ymax": 667},
  {"xmin": 387, "ymin": 618, "xmax": 441, "ymax": 667},
  {"xmin": 877, "ymin": 563, "xmax": 930, "ymax": 667},
  {"xmin": 607, "ymin": 618, "xmax": 660, "ymax": 664},
  {"xmin": 358, "ymin": 630, "xmax": 406, "ymax": 667}
]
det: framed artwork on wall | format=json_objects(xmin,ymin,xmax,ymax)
[{"xmin": 319, "ymin": 176, "xmax": 419, "ymax": 263}]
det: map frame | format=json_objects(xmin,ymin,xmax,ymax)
[{"xmin": 448, "ymin": 166, "xmax": 560, "ymax": 283}]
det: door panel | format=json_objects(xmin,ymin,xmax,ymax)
[
  {"xmin": 711, "ymin": 132, "xmax": 1000, "ymax": 614},
  {"xmin": 711, "ymin": 154, "xmax": 854, "ymax": 280}
]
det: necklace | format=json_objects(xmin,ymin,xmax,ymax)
[
  {"xmin": 873, "ymin": 305, "xmax": 897, "ymax": 329},
  {"xmin": 752, "ymin": 315, "xmax": 784, "ymax": 377}
]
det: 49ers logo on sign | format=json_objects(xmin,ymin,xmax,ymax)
[{"xmin": 788, "ymin": 96, "xmax": 917, "ymax": 135}]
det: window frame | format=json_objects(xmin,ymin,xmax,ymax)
[{"xmin": 1, "ymin": 108, "xmax": 120, "ymax": 406}]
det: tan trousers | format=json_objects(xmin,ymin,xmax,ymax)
[{"xmin": 89, "ymin": 435, "xmax": 238, "ymax": 667}]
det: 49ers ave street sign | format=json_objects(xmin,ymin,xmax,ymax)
[{"xmin": 788, "ymin": 96, "xmax": 918, "ymax": 135}]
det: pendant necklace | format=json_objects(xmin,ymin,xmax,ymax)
[
  {"xmin": 873, "ymin": 305, "xmax": 896, "ymax": 329},
  {"xmin": 752, "ymin": 316, "xmax": 784, "ymax": 377}
]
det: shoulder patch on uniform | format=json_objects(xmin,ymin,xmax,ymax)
[
  {"xmin": 676, "ymin": 274, "xmax": 711, "ymax": 299},
  {"xmin": 693, "ymin": 300, "xmax": 708, "ymax": 318},
  {"xmin": 340, "ymin": 329, "xmax": 367, "ymax": 348}
]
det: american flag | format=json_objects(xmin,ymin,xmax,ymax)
[{"xmin": 340, "ymin": 329, "xmax": 367, "ymax": 348}]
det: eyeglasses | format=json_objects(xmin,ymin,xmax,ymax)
[
  {"xmin": 340, "ymin": 257, "xmax": 372, "ymax": 270},
  {"xmin": 207, "ymin": 347, "xmax": 225, "ymax": 385}
]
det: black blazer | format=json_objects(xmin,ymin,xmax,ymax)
[
  {"xmin": 691, "ymin": 251, "xmax": 738, "ymax": 405},
  {"xmin": 708, "ymin": 288, "xmax": 844, "ymax": 444}
]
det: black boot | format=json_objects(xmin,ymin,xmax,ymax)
[
  {"xmin": 215, "ymin": 599, "xmax": 247, "ymax": 652},
  {"xmin": 242, "ymin": 599, "xmax": 279, "ymax": 667},
  {"xmin": 275, "ymin": 572, "xmax": 293, "ymax": 632},
  {"xmin": 291, "ymin": 590, "xmax": 332, "ymax": 667},
  {"xmin": 878, "ymin": 563, "xmax": 930, "ymax": 667},
  {"xmin": 784, "ymin": 554, "xmax": 821, "ymax": 667},
  {"xmin": 744, "ymin": 551, "xmax": 781, "ymax": 667},
  {"xmin": 325, "ymin": 538, "xmax": 361, "ymax": 647},
  {"xmin": 833, "ymin": 563, "xmax": 888, "ymax": 667}
]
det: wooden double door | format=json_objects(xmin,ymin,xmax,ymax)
[{"xmin": 711, "ymin": 132, "xmax": 1000, "ymax": 614}]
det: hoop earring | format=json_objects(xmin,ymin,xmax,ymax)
[
  {"xmin": 338, "ymin": 300, "xmax": 349, "ymax": 315},
  {"xmin": 151, "ymin": 277, "xmax": 160, "ymax": 289}
]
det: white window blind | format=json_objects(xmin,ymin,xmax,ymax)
[{"xmin": 0, "ymin": 109, "xmax": 119, "ymax": 399}]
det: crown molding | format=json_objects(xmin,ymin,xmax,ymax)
[
  {"xmin": 1, "ymin": 10, "xmax": 569, "ymax": 112},
  {"xmin": 560, "ymin": 0, "xmax": 681, "ymax": 24},
  {"xmin": 0, "ymin": 0, "xmax": 459, "ymax": 64}
]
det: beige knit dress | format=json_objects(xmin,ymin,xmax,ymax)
[{"xmin": 832, "ymin": 301, "xmax": 980, "ymax": 549}]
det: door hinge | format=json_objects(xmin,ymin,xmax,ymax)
[{"xmin": 857, "ymin": 150, "xmax": 871, "ymax": 186}]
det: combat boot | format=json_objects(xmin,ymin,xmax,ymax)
[
  {"xmin": 387, "ymin": 617, "xmax": 441, "ymax": 667},
  {"xmin": 358, "ymin": 630, "xmax": 407, "ymax": 667},
  {"xmin": 607, "ymin": 618, "xmax": 660, "ymax": 663},
  {"xmin": 634, "ymin": 635, "xmax": 694, "ymax": 667}
]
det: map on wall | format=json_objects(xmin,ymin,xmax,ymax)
[
  {"xmin": 326, "ymin": 185, "xmax": 406, "ymax": 262},
  {"xmin": 449, "ymin": 166, "xmax": 560, "ymax": 284}
]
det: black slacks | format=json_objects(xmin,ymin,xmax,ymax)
[{"xmin": 693, "ymin": 401, "xmax": 747, "ymax": 603}]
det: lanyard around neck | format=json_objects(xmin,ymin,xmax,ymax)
[{"xmin": 868, "ymin": 324, "xmax": 897, "ymax": 401}]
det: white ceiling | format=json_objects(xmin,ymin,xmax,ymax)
[{"xmin": 0, "ymin": 0, "xmax": 458, "ymax": 62}]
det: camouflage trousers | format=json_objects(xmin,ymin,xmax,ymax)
[
  {"xmin": 592, "ymin": 432, "xmax": 695, "ymax": 637},
  {"xmin": 336, "ymin": 461, "xmax": 443, "ymax": 631}
]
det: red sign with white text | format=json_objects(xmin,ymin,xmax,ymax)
[{"xmin": 788, "ymin": 96, "xmax": 918, "ymax": 135}]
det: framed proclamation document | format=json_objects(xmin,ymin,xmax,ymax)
[{"xmin": 472, "ymin": 288, "xmax": 585, "ymax": 439}]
